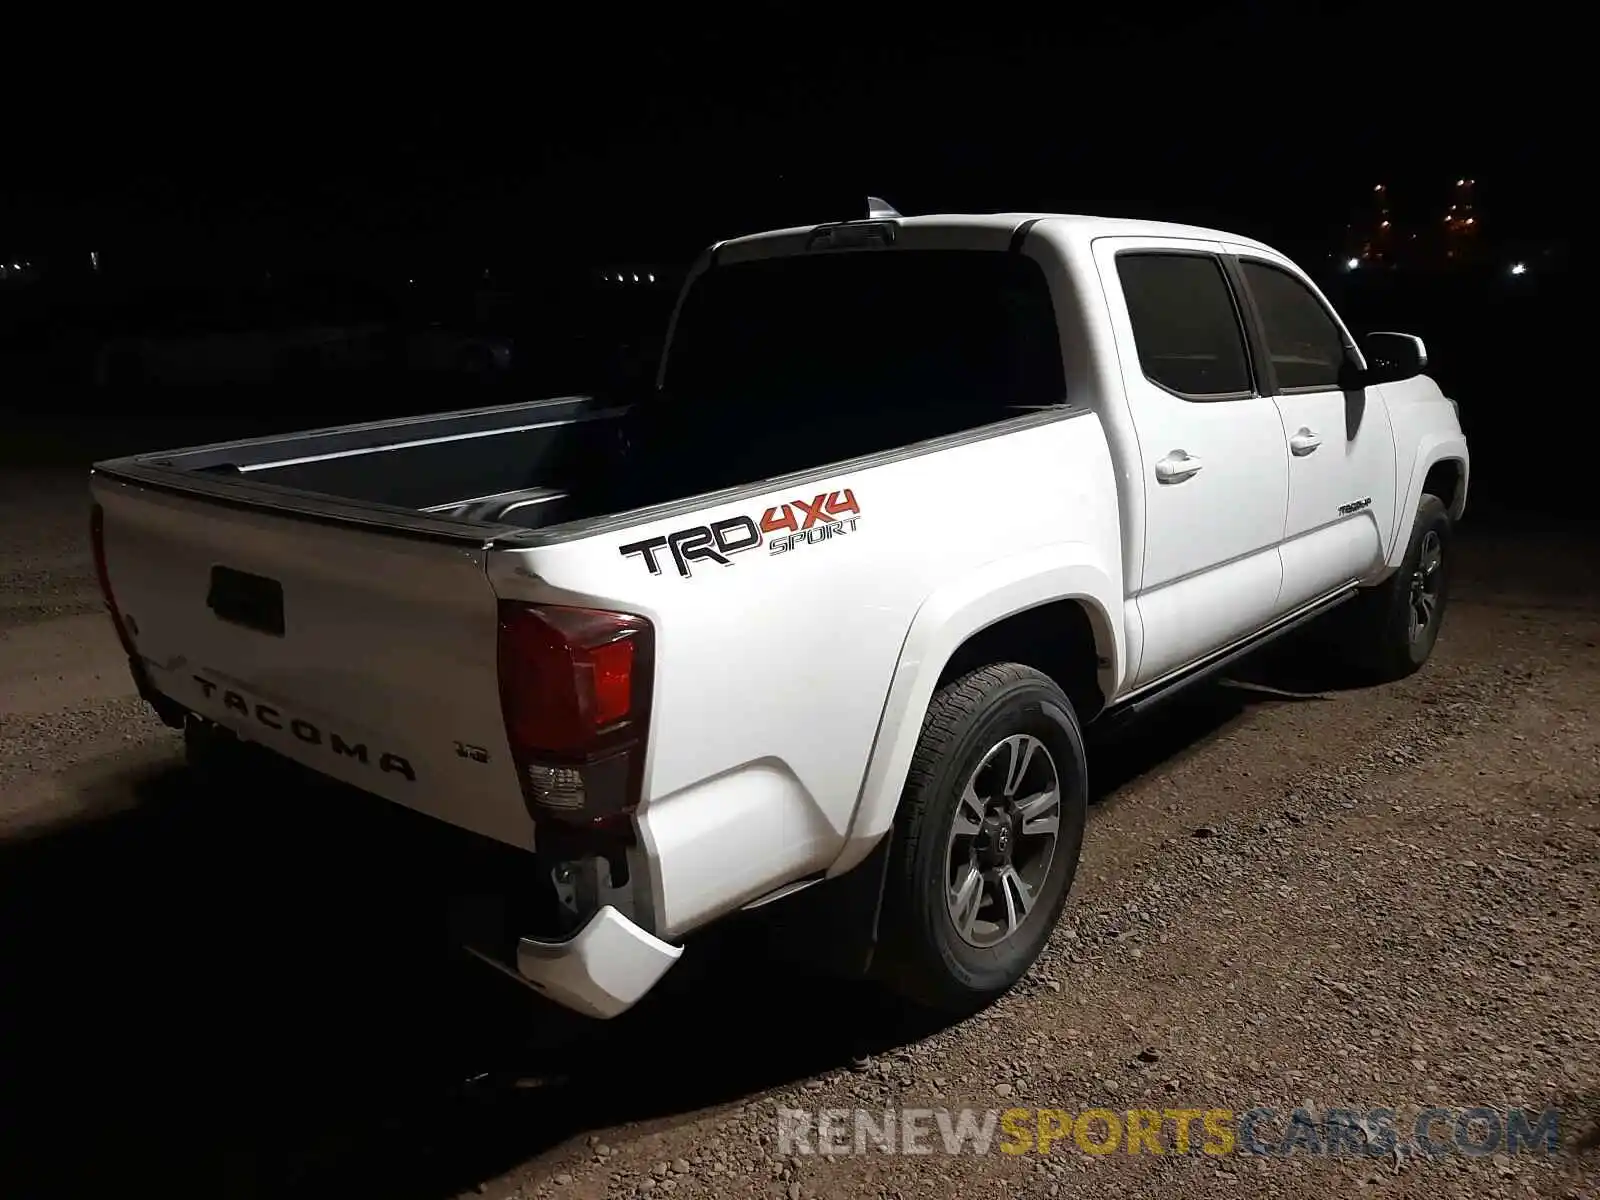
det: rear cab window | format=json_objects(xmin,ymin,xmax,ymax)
[
  {"xmin": 593, "ymin": 246, "xmax": 1071, "ymax": 512},
  {"xmin": 662, "ymin": 249, "xmax": 1066, "ymax": 454}
]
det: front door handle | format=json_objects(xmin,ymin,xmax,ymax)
[
  {"xmin": 1289, "ymin": 428, "xmax": 1322, "ymax": 456},
  {"xmin": 1154, "ymin": 451, "xmax": 1203, "ymax": 483}
]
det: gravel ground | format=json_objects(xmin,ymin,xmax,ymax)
[{"xmin": 0, "ymin": 466, "xmax": 1595, "ymax": 1199}]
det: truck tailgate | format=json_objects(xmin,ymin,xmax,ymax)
[{"xmin": 91, "ymin": 473, "xmax": 533, "ymax": 850}]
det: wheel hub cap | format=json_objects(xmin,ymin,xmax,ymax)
[
  {"xmin": 945, "ymin": 732, "xmax": 1063, "ymax": 949},
  {"xmin": 1408, "ymin": 529, "xmax": 1444, "ymax": 645},
  {"xmin": 975, "ymin": 815, "xmax": 1015, "ymax": 870}
]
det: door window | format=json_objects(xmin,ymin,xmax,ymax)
[{"xmin": 1240, "ymin": 260, "xmax": 1347, "ymax": 392}]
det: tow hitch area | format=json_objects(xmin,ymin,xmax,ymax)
[{"xmin": 459, "ymin": 851, "xmax": 682, "ymax": 1019}]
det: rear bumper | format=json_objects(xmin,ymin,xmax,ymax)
[
  {"xmin": 512, "ymin": 905, "xmax": 683, "ymax": 1019},
  {"xmin": 145, "ymin": 670, "xmax": 679, "ymax": 1018}
]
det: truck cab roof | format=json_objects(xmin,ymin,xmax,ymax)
[{"xmin": 714, "ymin": 211, "xmax": 1282, "ymax": 260}]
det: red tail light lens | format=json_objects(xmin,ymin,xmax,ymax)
[
  {"xmin": 89, "ymin": 503, "xmax": 137, "ymax": 657},
  {"xmin": 496, "ymin": 601, "xmax": 654, "ymax": 829}
]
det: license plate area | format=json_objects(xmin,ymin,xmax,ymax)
[{"xmin": 207, "ymin": 565, "xmax": 285, "ymax": 637}]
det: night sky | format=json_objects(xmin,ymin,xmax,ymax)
[{"xmin": 2, "ymin": 2, "xmax": 1575, "ymax": 274}]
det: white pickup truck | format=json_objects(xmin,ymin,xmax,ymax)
[{"xmin": 90, "ymin": 206, "xmax": 1468, "ymax": 1020}]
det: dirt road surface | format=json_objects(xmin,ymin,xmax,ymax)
[{"xmin": 1, "ymin": 465, "xmax": 1596, "ymax": 1199}]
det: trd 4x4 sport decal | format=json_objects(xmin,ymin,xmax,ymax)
[{"xmin": 619, "ymin": 489, "xmax": 861, "ymax": 579}]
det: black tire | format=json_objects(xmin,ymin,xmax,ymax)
[
  {"xmin": 183, "ymin": 716, "xmax": 243, "ymax": 787},
  {"xmin": 1340, "ymin": 492, "xmax": 1453, "ymax": 683},
  {"xmin": 877, "ymin": 664, "xmax": 1088, "ymax": 1013}
]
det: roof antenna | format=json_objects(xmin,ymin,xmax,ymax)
[{"xmin": 866, "ymin": 196, "xmax": 901, "ymax": 219}]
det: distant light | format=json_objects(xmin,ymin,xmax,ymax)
[
  {"xmin": 1464, "ymin": 217, "xmax": 1474, "ymax": 225},
  {"xmin": 632, "ymin": 273, "xmax": 639, "ymax": 283},
  {"xmin": 10, "ymin": 263, "xmax": 18, "ymax": 271},
  {"xmin": 647, "ymin": 273, "xmax": 655, "ymax": 283},
  {"xmin": 1510, "ymin": 262, "xmax": 1526, "ymax": 276},
  {"xmin": 1457, "ymin": 178, "xmax": 1465, "ymax": 187},
  {"xmin": 1374, "ymin": 183, "xmax": 1384, "ymax": 191},
  {"xmin": 1345, "ymin": 258, "xmax": 1360, "ymax": 270},
  {"xmin": 1380, "ymin": 220, "xmax": 1390, "ymax": 228}
]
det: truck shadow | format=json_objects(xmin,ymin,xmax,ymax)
[
  {"xmin": 0, "ymin": 757, "xmax": 946, "ymax": 1199},
  {"xmin": 0, "ymin": 655, "xmax": 1342, "ymax": 1200},
  {"xmin": 1086, "ymin": 641, "xmax": 1340, "ymax": 805}
]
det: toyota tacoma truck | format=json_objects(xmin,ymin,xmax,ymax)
[{"xmin": 89, "ymin": 206, "xmax": 1469, "ymax": 1019}]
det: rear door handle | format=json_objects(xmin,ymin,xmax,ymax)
[
  {"xmin": 1154, "ymin": 451, "xmax": 1203, "ymax": 483},
  {"xmin": 1289, "ymin": 428, "xmax": 1322, "ymax": 456}
]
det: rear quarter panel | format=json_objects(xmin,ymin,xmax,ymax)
[{"xmin": 488, "ymin": 411, "xmax": 1123, "ymax": 937}]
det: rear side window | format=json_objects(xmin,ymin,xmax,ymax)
[
  {"xmin": 1240, "ymin": 260, "xmax": 1347, "ymax": 391},
  {"xmin": 1115, "ymin": 253, "xmax": 1253, "ymax": 399}
]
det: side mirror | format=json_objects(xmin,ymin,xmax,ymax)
[{"xmin": 1354, "ymin": 331, "xmax": 1428, "ymax": 386}]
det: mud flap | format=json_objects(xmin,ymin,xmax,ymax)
[{"xmin": 748, "ymin": 828, "xmax": 894, "ymax": 980}]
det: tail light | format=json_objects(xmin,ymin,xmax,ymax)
[
  {"xmin": 496, "ymin": 601, "xmax": 654, "ymax": 831},
  {"xmin": 89, "ymin": 502, "xmax": 137, "ymax": 657}
]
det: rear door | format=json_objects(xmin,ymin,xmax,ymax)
[
  {"xmin": 1093, "ymin": 238, "xmax": 1289, "ymax": 686},
  {"xmin": 92, "ymin": 473, "xmax": 535, "ymax": 850}
]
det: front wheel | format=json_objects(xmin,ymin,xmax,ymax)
[
  {"xmin": 1338, "ymin": 493, "xmax": 1453, "ymax": 683},
  {"xmin": 877, "ymin": 664, "xmax": 1088, "ymax": 1013}
]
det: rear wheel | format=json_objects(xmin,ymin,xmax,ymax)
[{"xmin": 877, "ymin": 664, "xmax": 1087, "ymax": 1013}]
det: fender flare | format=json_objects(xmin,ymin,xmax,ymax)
[
  {"xmin": 1389, "ymin": 433, "xmax": 1469, "ymax": 567},
  {"xmin": 826, "ymin": 542, "xmax": 1122, "ymax": 878}
]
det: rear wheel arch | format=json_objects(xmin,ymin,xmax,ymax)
[
  {"xmin": 935, "ymin": 597, "xmax": 1110, "ymax": 725},
  {"xmin": 830, "ymin": 559, "xmax": 1121, "ymax": 882}
]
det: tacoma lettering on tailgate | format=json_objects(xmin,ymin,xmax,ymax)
[{"xmin": 192, "ymin": 675, "xmax": 416, "ymax": 781}]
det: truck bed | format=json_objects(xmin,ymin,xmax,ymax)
[
  {"xmin": 91, "ymin": 382, "xmax": 1027, "ymax": 548},
  {"xmin": 94, "ymin": 395, "xmax": 632, "ymax": 539}
]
